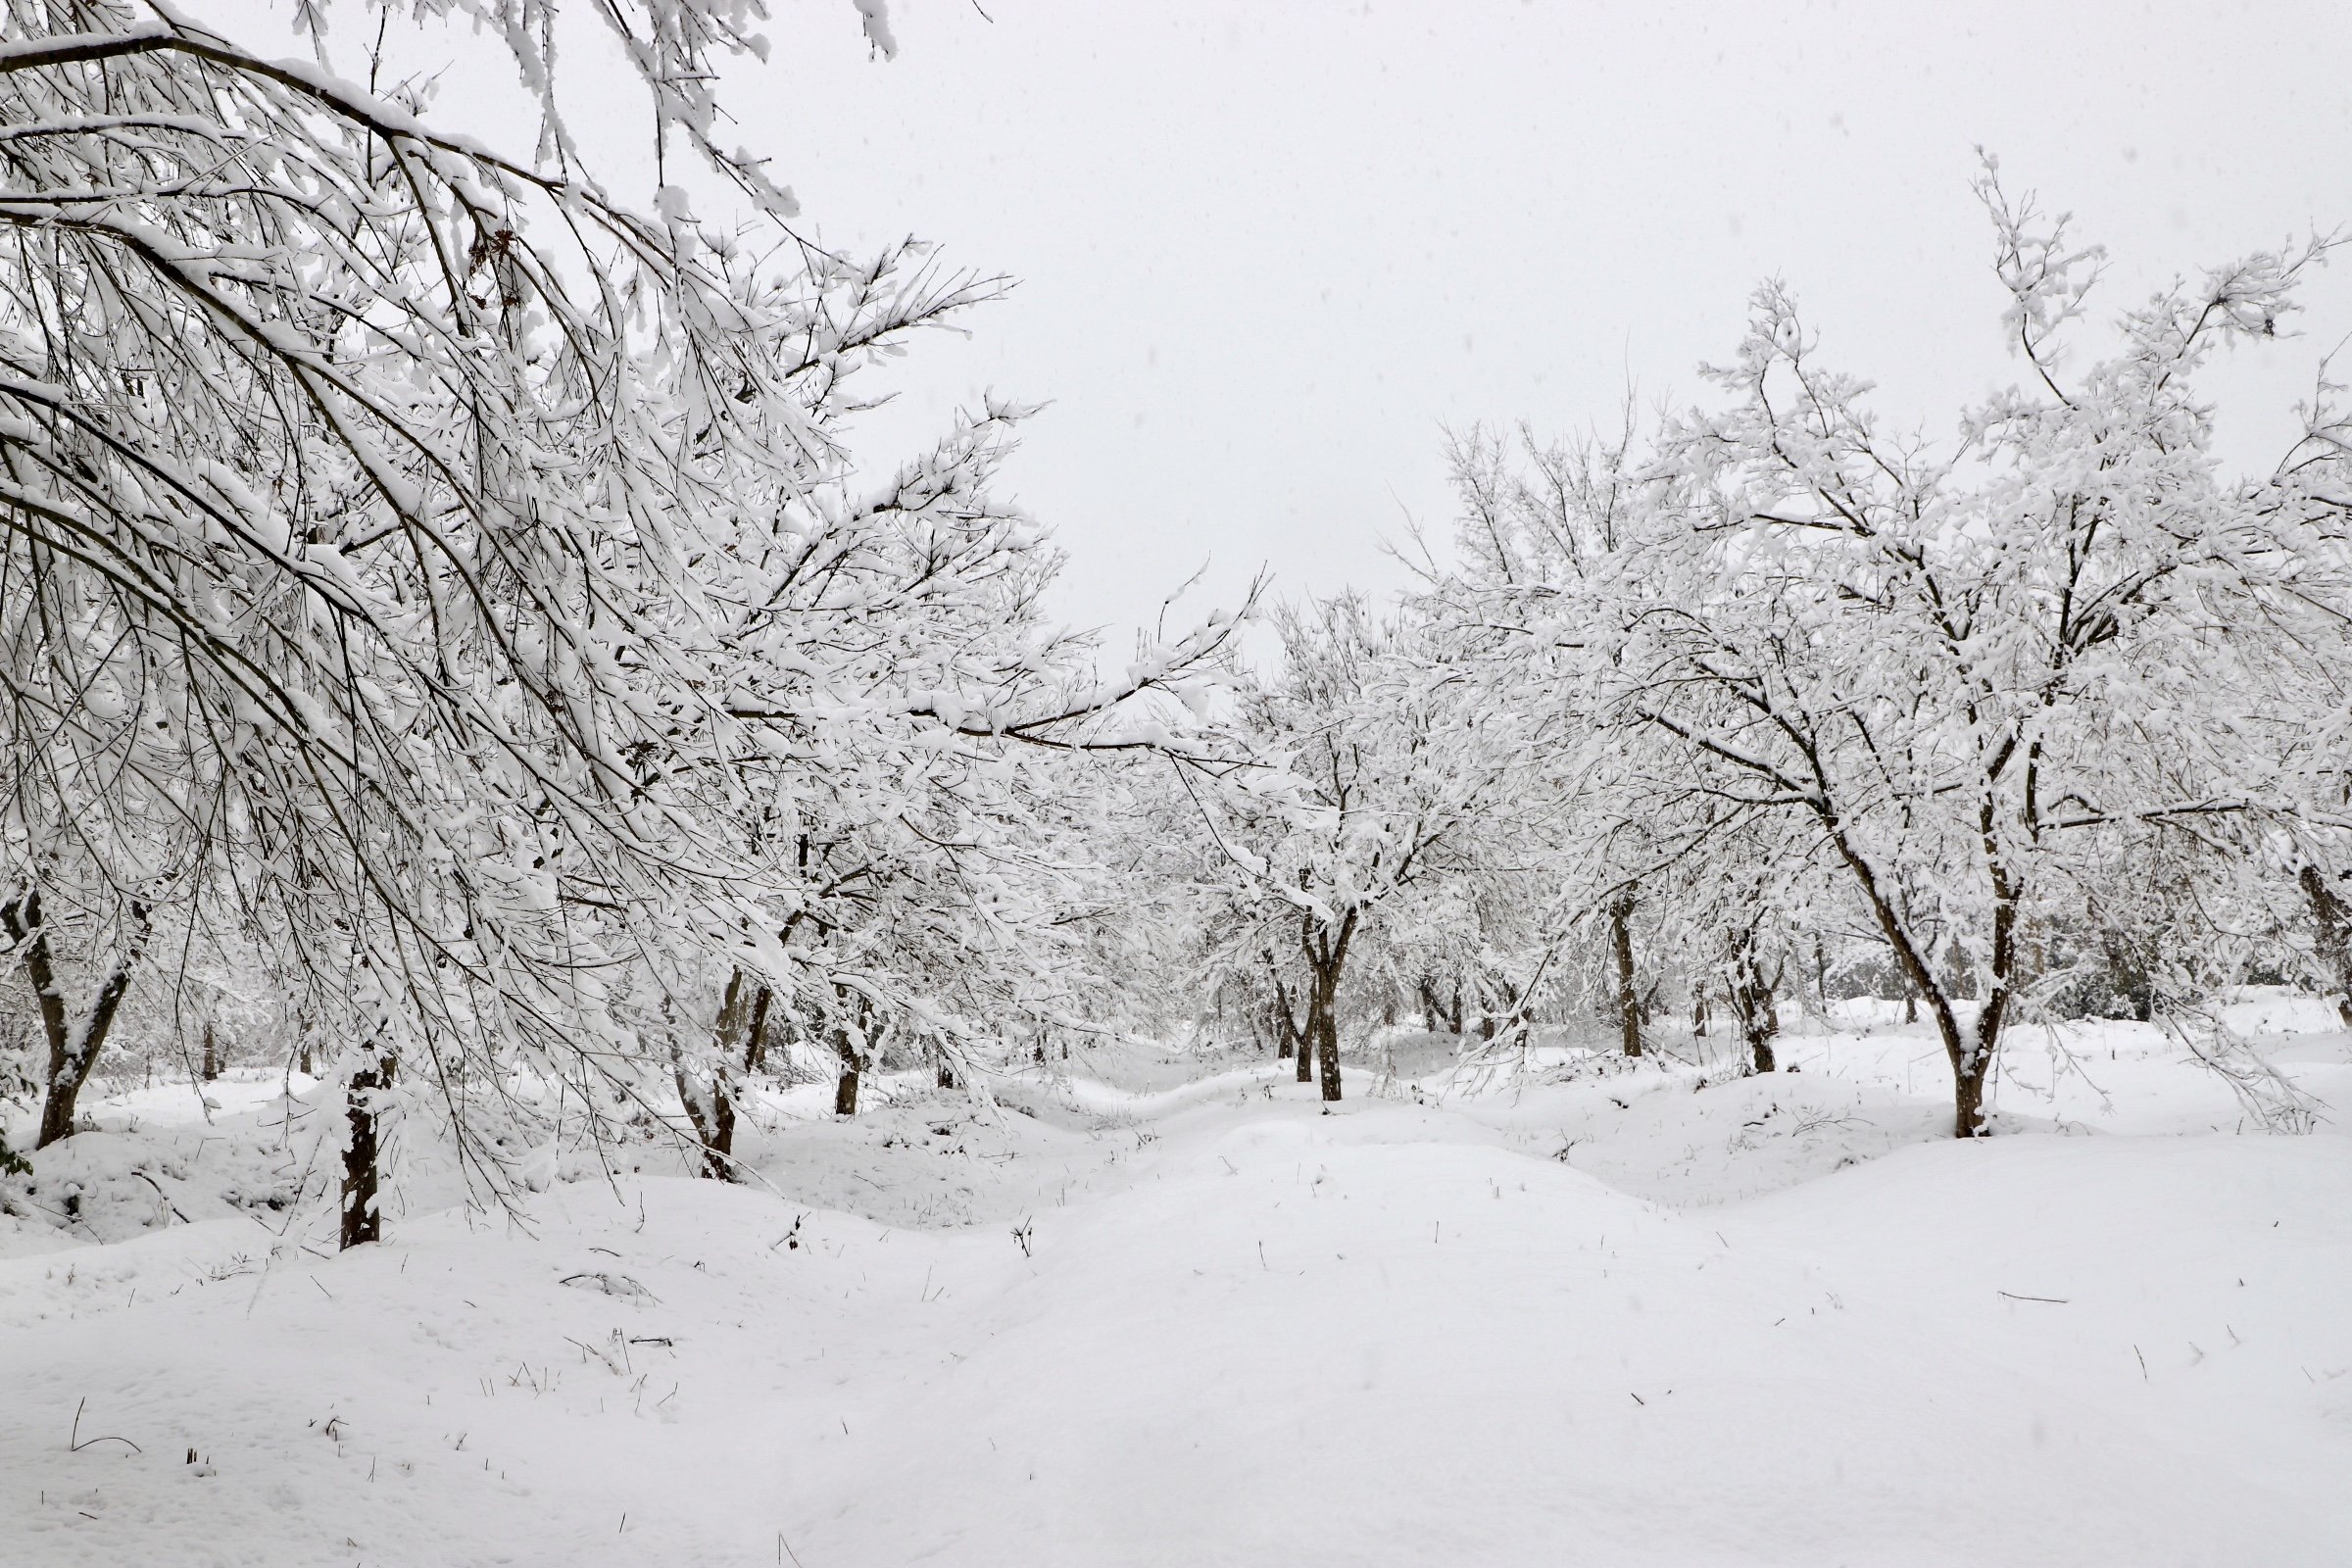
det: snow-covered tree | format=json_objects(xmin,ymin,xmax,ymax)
[
  {"xmin": 1443, "ymin": 164, "xmax": 2352, "ymax": 1135},
  {"xmin": 1178, "ymin": 595, "xmax": 1541, "ymax": 1099},
  {"xmin": 0, "ymin": 0, "xmax": 1243, "ymax": 1237}
]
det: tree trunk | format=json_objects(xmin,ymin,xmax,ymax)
[
  {"xmin": 2299, "ymin": 863, "xmax": 2352, "ymax": 1029},
  {"xmin": 4, "ymin": 891, "xmax": 149, "ymax": 1150},
  {"xmin": 743, "ymin": 981, "xmax": 773, "ymax": 1073},
  {"xmin": 678, "ymin": 1070, "xmax": 736, "ymax": 1178},
  {"xmin": 834, "ymin": 1031, "xmax": 861, "ymax": 1115},
  {"xmin": 1952, "ymin": 1045, "xmax": 1990, "ymax": 1140},
  {"xmin": 201, "ymin": 1022, "xmax": 219, "ymax": 1082},
  {"xmin": 1272, "ymin": 976, "xmax": 1303, "ymax": 1063},
  {"xmin": 1610, "ymin": 894, "xmax": 1642, "ymax": 1058},
  {"xmin": 679, "ymin": 971, "xmax": 765, "ymax": 1180},
  {"xmin": 1729, "ymin": 931, "xmax": 1780, "ymax": 1075},
  {"xmin": 1922, "ymin": 1005, "xmax": 1999, "ymax": 1136},
  {"xmin": 1298, "ymin": 911, "xmax": 1356, "ymax": 1100},
  {"xmin": 673, "ymin": 1050, "xmax": 736, "ymax": 1180},
  {"xmin": 1922, "ymin": 999, "xmax": 1999, "ymax": 1137},
  {"xmin": 832, "ymin": 990, "xmax": 866, "ymax": 1116},
  {"xmin": 340, "ymin": 1053, "xmax": 394, "ymax": 1249},
  {"xmin": 1293, "ymin": 980, "xmax": 1314, "ymax": 1084},
  {"xmin": 1817, "ymin": 813, "xmax": 2002, "ymax": 1137},
  {"xmin": 1418, "ymin": 978, "xmax": 1442, "ymax": 1034},
  {"xmin": 1731, "ymin": 982, "xmax": 1778, "ymax": 1081},
  {"xmin": 1308, "ymin": 968, "xmax": 1343, "ymax": 1102}
]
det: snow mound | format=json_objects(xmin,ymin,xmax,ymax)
[{"xmin": 2, "ymin": 1028, "xmax": 2348, "ymax": 1565}]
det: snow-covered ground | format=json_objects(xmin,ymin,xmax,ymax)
[{"xmin": 4, "ymin": 1004, "xmax": 2350, "ymax": 1566}]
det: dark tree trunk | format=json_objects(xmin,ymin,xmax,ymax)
[
  {"xmin": 1272, "ymin": 976, "xmax": 1303, "ymax": 1062},
  {"xmin": 1952, "ymin": 1047, "xmax": 1990, "ymax": 1140},
  {"xmin": 1609, "ymin": 894, "xmax": 1642, "ymax": 1058},
  {"xmin": 1691, "ymin": 988, "xmax": 1708, "ymax": 1038},
  {"xmin": 4, "ymin": 891, "xmax": 149, "ymax": 1150},
  {"xmin": 1815, "ymin": 806, "xmax": 2007, "ymax": 1138},
  {"xmin": 2298, "ymin": 864, "xmax": 2352, "ymax": 1029},
  {"xmin": 1291, "ymin": 979, "xmax": 1313, "ymax": 1083},
  {"xmin": 1728, "ymin": 928, "xmax": 1781, "ymax": 1075},
  {"xmin": 832, "ymin": 989, "xmax": 867, "ymax": 1116},
  {"xmin": 1920, "ymin": 951, "xmax": 2004, "ymax": 1138},
  {"xmin": 1298, "ymin": 909, "xmax": 1357, "ymax": 1100},
  {"xmin": 679, "ymin": 1075, "xmax": 736, "ymax": 1178},
  {"xmin": 673, "ymin": 1046, "xmax": 736, "ymax": 1179},
  {"xmin": 1309, "ymin": 972, "xmax": 1343, "ymax": 1102},
  {"xmin": 1418, "ymin": 978, "xmax": 1442, "ymax": 1033},
  {"xmin": 1930, "ymin": 901, "xmax": 2012, "ymax": 1138},
  {"xmin": 834, "ymin": 1031, "xmax": 861, "ymax": 1115},
  {"xmin": 201, "ymin": 1022, "xmax": 219, "ymax": 1082},
  {"xmin": 340, "ymin": 1053, "xmax": 394, "ymax": 1249},
  {"xmin": 743, "ymin": 982, "xmax": 773, "ymax": 1073},
  {"xmin": 680, "ymin": 971, "xmax": 768, "ymax": 1180}
]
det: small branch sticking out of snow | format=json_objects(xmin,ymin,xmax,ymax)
[{"xmin": 67, "ymin": 1396, "xmax": 142, "ymax": 1454}]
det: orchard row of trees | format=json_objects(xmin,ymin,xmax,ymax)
[
  {"xmin": 5, "ymin": 0, "xmax": 2348, "ymax": 1245},
  {"xmin": 0, "ymin": 0, "xmax": 1245, "ymax": 1234},
  {"xmin": 1164, "ymin": 165, "xmax": 2352, "ymax": 1135}
]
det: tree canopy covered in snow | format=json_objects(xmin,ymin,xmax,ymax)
[
  {"xmin": 5, "ymin": 9, "xmax": 2352, "ymax": 1566},
  {"xmin": 2, "ymin": 0, "xmax": 2349, "ymax": 1229}
]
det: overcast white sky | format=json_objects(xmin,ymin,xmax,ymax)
[{"xmin": 260, "ymin": 0, "xmax": 2352, "ymax": 646}]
